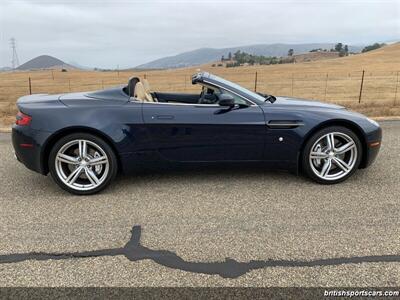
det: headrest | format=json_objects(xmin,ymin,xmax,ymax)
[
  {"xmin": 142, "ymin": 78, "xmax": 151, "ymax": 93},
  {"xmin": 134, "ymin": 82, "xmax": 154, "ymax": 102},
  {"xmin": 134, "ymin": 82, "xmax": 146, "ymax": 100},
  {"xmin": 127, "ymin": 77, "xmax": 140, "ymax": 97}
]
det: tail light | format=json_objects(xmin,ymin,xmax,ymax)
[{"xmin": 16, "ymin": 111, "xmax": 32, "ymax": 126}]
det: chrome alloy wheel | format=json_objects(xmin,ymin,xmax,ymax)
[
  {"xmin": 309, "ymin": 132, "xmax": 357, "ymax": 181},
  {"xmin": 55, "ymin": 139, "xmax": 109, "ymax": 191}
]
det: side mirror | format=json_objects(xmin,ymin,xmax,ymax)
[{"xmin": 218, "ymin": 94, "xmax": 235, "ymax": 107}]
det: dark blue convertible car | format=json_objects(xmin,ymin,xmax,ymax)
[{"xmin": 12, "ymin": 72, "xmax": 382, "ymax": 194}]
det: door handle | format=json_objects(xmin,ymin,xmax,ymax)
[{"xmin": 152, "ymin": 115, "xmax": 175, "ymax": 120}]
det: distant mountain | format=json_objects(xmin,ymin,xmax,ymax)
[
  {"xmin": 67, "ymin": 61, "xmax": 93, "ymax": 70},
  {"xmin": 0, "ymin": 66, "xmax": 12, "ymax": 72},
  {"xmin": 17, "ymin": 55, "xmax": 75, "ymax": 70},
  {"xmin": 136, "ymin": 43, "xmax": 364, "ymax": 69}
]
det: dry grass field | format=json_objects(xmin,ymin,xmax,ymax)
[{"xmin": 1, "ymin": 42, "xmax": 399, "ymax": 127}]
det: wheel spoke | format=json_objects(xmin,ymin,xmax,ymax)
[
  {"xmin": 335, "ymin": 141, "xmax": 355, "ymax": 155},
  {"xmin": 66, "ymin": 166, "xmax": 83, "ymax": 185},
  {"xmin": 85, "ymin": 168, "xmax": 100, "ymax": 185},
  {"xmin": 320, "ymin": 159, "xmax": 332, "ymax": 177},
  {"xmin": 326, "ymin": 133, "xmax": 336, "ymax": 151},
  {"xmin": 56, "ymin": 153, "xmax": 79, "ymax": 165},
  {"xmin": 88, "ymin": 156, "xmax": 108, "ymax": 166},
  {"xmin": 310, "ymin": 151, "xmax": 329, "ymax": 159},
  {"xmin": 332, "ymin": 157, "xmax": 350, "ymax": 172},
  {"xmin": 78, "ymin": 140, "xmax": 87, "ymax": 158}
]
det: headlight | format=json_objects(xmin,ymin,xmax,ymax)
[{"xmin": 366, "ymin": 117, "xmax": 380, "ymax": 127}]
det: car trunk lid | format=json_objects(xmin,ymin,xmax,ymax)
[{"xmin": 17, "ymin": 94, "xmax": 64, "ymax": 104}]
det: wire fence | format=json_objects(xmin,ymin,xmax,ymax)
[{"xmin": 0, "ymin": 69, "xmax": 399, "ymax": 117}]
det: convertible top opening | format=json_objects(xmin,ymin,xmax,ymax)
[{"xmin": 123, "ymin": 72, "xmax": 276, "ymax": 105}]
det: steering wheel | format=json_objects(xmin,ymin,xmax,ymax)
[{"xmin": 199, "ymin": 89, "xmax": 205, "ymax": 104}]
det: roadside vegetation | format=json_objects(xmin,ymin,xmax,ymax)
[
  {"xmin": 362, "ymin": 43, "xmax": 386, "ymax": 53},
  {"xmin": 220, "ymin": 43, "xmax": 355, "ymax": 68}
]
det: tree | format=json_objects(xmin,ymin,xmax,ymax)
[
  {"xmin": 334, "ymin": 43, "xmax": 343, "ymax": 52},
  {"xmin": 288, "ymin": 49, "xmax": 294, "ymax": 56},
  {"xmin": 233, "ymin": 50, "xmax": 242, "ymax": 63},
  {"xmin": 248, "ymin": 55, "xmax": 255, "ymax": 65},
  {"xmin": 338, "ymin": 44, "xmax": 349, "ymax": 57},
  {"xmin": 221, "ymin": 55, "xmax": 225, "ymax": 62},
  {"xmin": 228, "ymin": 52, "xmax": 232, "ymax": 60},
  {"xmin": 344, "ymin": 45, "xmax": 349, "ymax": 55},
  {"xmin": 362, "ymin": 43, "xmax": 386, "ymax": 53},
  {"xmin": 227, "ymin": 50, "xmax": 297, "ymax": 67}
]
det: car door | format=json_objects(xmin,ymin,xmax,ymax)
[{"xmin": 141, "ymin": 101, "xmax": 266, "ymax": 162}]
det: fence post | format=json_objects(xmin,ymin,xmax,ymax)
[
  {"xmin": 358, "ymin": 70, "xmax": 365, "ymax": 104},
  {"xmin": 254, "ymin": 71, "xmax": 258, "ymax": 92},
  {"xmin": 28, "ymin": 77, "xmax": 32, "ymax": 95},
  {"xmin": 291, "ymin": 73, "xmax": 294, "ymax": 96},
  {"xmin": 394, "ymin": 71, "xmax": 399, "ymax": 105},
  {"xmin": 184, "ymin": 75, "xmax": 187, "ymax": 91},
  {"xmin": 68, "ymin": 79, "xmax": 71, "ymax": 92},
  {"xmin": 102, "ymin": 80, "xmax": 104, "ymax": 89},
  {"xmin": 324, "ymin": 73, "xmax": 329, "ymax": 100}
]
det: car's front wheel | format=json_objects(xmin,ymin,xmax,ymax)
[
  {"xmin": 302, "ymin": 126, "xmax": 362, "ymax": 184},
  {"xmin": 49, "ymin": 133, "xmax": 117, "ymax": 195}
]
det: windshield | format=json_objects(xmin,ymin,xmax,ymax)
[{"xmin": 207, "ymin": 74, "xmax": 267, "ymax": 103}]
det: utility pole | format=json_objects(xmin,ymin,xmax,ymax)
[{"xmin": 10, "ymin": 38, "xmax": 20, "ymax": 69}]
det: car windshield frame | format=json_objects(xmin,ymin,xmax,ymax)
[{"xmin": 198, "ymin": 72, "xmax": 267, "ymax": 105}]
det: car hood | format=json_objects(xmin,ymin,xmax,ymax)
[{"xmin": 272, "ymin": 96, "xmax": 345, "ymax": 110}]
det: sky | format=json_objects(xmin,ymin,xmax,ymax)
[{"xmin": 0, "ymin": 0, "xmax": 399, "ymax": 68}]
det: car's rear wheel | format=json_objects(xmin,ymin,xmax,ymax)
[
  {"xmin": 49, "ymin": 133, "xmax": 117, "ymax": 195},
  {"xmin": 302, "ymin": 126, "xmax": 362, "ymax": 184}
]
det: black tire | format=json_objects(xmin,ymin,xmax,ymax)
[
  {"xmin": 49, "ymin": 133, "xmax": 118, "ymax": 195},
  {"xmin": 301, "ymin": 126, "xmax": 362, "ymax": 184}
]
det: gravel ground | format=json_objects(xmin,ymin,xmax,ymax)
[{"xmin": 0, "ymin": 121, "xmax": 399, "ymax": 287}]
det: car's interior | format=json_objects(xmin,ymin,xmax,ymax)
[{"xmin": 125, "ymin": 76, "xmax": 250, "ymax": 106}]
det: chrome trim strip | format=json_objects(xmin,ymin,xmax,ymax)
[
  {"xmin": 267, "ymin": 122, "xmax": 304, "ymax": 128},
  {"xmin": 130, "ymin": 99, "xmax": 221, "ymax": 106},
  {"xmin": 268, "ymin": 123, "xmax": 304, "ymax": 126}
]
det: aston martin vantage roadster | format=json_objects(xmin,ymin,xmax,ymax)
[{"xmin": 12, "ymin": 72, "xmax": 381, "ymax": 194}]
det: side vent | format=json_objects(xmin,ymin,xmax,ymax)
[{"xmin": 267, "ymin": 120, "xmax": 304, "ymax": 129}]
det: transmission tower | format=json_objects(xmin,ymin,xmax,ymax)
[{"xmin": 10, "ymin": 38, "xmax": 20, "ymax": 69}]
